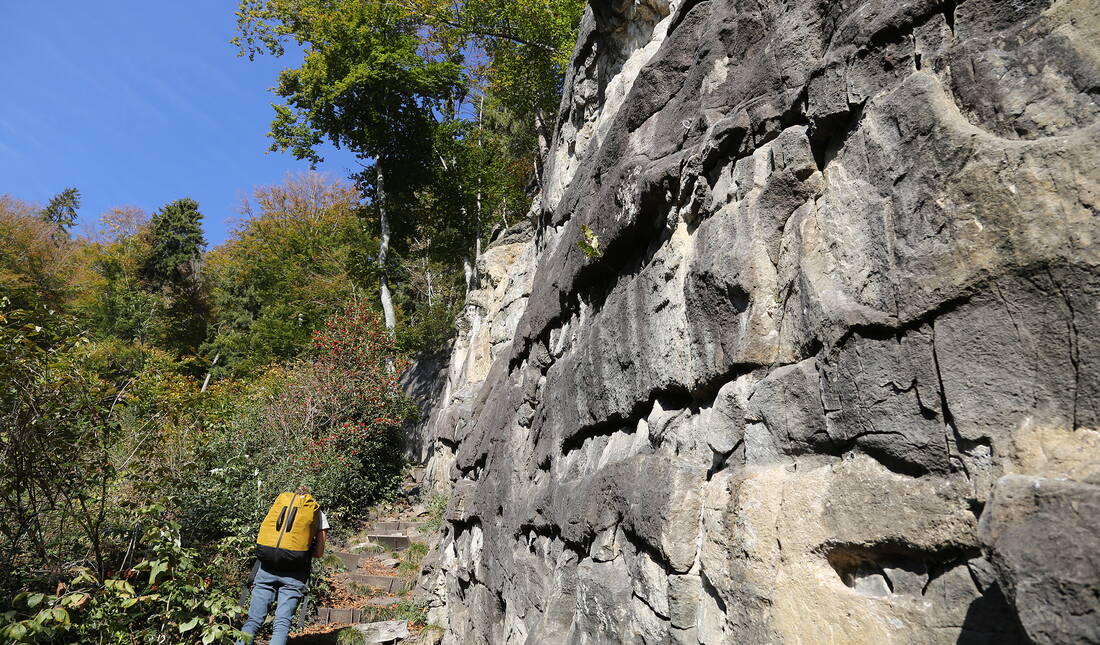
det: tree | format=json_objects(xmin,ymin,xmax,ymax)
[
  {"xmin": 138, "ymin": 198, "xmax": 209, "ymax": 358},
  {"xmin": 409, "ymin": 0, "xmax": 585, "ymax": 163},
  {"xmin": 96, "ymin": 205, "xmax": 148, "ymax": 244},
  {"xmin": 235, "ymin": 0, "xmax": 584, "ymax": 354},
  {"xmin": 140, "ymin": 198, "xmax": 206, "ymax": 291},
  {"xmin": 73, "ymin": 207, "xmax": 153, "ymax": 343},
  {"xmin": 0, "ymin": 195, "xmax": 81, "ymax": 310},
  {"xmin": 205, "ymin": 173, "xmax": 369, "ymax": 375},
  {"xmin": 39, "ymin": 187, "xmax": 81, "ymax": 241},
  {"xmin": 236, "ymin": 0, "xmax": 462, "ymax": 329}
]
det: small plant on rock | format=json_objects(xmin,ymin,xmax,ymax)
[
  {"xmin": 578, "ymin": 224, "xmax": 601, "ymax": 259},
  {"xmin": 420, "ymin": 493, "xmax": 449, "ymax": 534}
]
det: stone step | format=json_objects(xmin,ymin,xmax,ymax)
[
  {"xmin": 314, "ymin": 594, "xmax": 404, "ymax": 620},
  {"xmin": 347, "ymin": 573, "xmax": 411, "ymax": 593},
  {"xmin": 368, "ymin": 520, "xmax": 426, "ymax": 533},
  {"xmin": 351, "ymin": 620, "xmax": 409, "ymax": 643},
  {"xmin": 315, "ymin": 603, "xmax": 403, "ymax": 624},
  {"xmin": 329, "ymin": 550, "xmax": 361, "ymax": 571},
  {"xmin": 366, "ymin": 533, "xmax": 410, "ymax": 551}
]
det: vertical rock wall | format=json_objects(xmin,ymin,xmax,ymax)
[{"xmin": 417, "ymin": 1, "xmax": 1100, "ymax": 643}]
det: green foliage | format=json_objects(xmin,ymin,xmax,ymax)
[
  {"xmin": 234, "ymin": 0, "xmax": 584, "ymax": 356},
  {"xmin": 457, "ymin": 0, "xmax": 585, "ymax": 147},
  {"xmin": 0, "ymin": 300, "xmax": 123, "ymax": 596},
  {"xmin": 78, "ymin": 207, "xmax": 155, "ymax": 344},
  {"xmin": 141, "ymin": 198, "xmax": 206, "ymax": 291},
  {"xmin": 136, "ymin": 199, "xmax": 210, "ymax": 357},
  {"xmin": 74, "ymin": 200, "xmax": 210, "ymax": 359},
  {"xmin": 397, "ymin": 542, "xmax": 428, "ymax": 579},
  {"xmin": 289, "ymin": 303, "xmax": 416, "ymax": 519},
  {"xmin": 236, "ymin": 0, "xmax": 461, "ymax": 163},
  {"xmin": 0, "ymin": 195, "xmax": 82, "ymax": 310},
  {"xmin": 39, "ymin": 187, "xmax": 81, "ymax": 241},
  {"xmin": 394, "ymin": 296, "xmax": 462, "ymax": 356},
  {"xmin": 205, "ymin": 173, "xmax": 369, "ymax": 375},
  {"xmin": 1, "ymin": 282, "xmax": 414, "ymax": 640},
  {"xmin": 359, "ymin": 597, "xmax": 428, "ymax": 625},
  {"xmin": 578, "ymin": 224, "xmax": 601, "ymax": 259},
  {"xmin": 420, "ymin": 492, "xmax": 449, "ymax": 534},
  {"xmin": 160, "ymin": 303, "xmax": 415, "ymax": 545},
  {"xmin": 336, "ymin": 627, "xmax": 363, "ymax": 645},
  {"xmin": 0, "ymin": 506, "xmax": 245, "ymax": 644}
]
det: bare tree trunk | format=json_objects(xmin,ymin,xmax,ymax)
[
  {"xmin": 466, "ymin": 93, "xmax": 487, "ymax": 295},
  {"xmin": 463, "ymin": 250, "xmax": 474, "ymax": 294},
  {"xmin": 200, "ymin": 353, "xmax": 220, "ymax": 393},
  {"xmin": 426, "ymin": 265, "xmax": 434, "ymax": 307},
  {"xmin": 476, "ymin": 94, "xmax": 484, "ymax": 260},
  {"xmin": 377, "ymin": 164, "xmax": 396, "ymax": 330}
]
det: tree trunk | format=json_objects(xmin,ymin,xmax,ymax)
[
  {"xmin": 200, "ymin": 353, "xmax": 220, "ymax": 393},
  {"xmin": 463, "ymin": 253, "xmax": 474, "ymax": 293},
  {"xmin": 377, "ymin": 163, "xmax": 396, "ymax": 330},
  {"xmin": 467, "ymin": 93, "xmax": 486, "ymax": 295}
]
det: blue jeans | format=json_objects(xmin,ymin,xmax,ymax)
[{"xmin": 237, "ymin": 565, "xmax": 307, "ymax": 645}]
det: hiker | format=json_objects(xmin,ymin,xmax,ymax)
[{"xmin": 237, "ymin": 485, "xmax": 329, "ymax": 645}]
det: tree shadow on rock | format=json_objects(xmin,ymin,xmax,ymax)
[{"xmin": 957, "ymin": 580, "xmax": 1030, "ymax": 645}]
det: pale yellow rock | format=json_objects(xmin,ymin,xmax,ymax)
[
  {"xmin": 1010, "ymin": 422, "xmax": 1100, "ymax": 482},
  {"xmin": 701, "ymin": 457, "xmax": 979, "ymax": 645}
]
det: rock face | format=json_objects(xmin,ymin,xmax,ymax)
[
  {"xmin": 401, "ymin": 353, "xmax": 449, "ymax": 462},
  {"xmin": 979, "ymin": 475, "xmax": 1100, "ymax": 644},
  {"xmin": 416, "ymin": 1, "xmax": 1100, "ymax": 643}
]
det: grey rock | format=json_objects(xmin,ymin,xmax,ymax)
[
  {"xmin": 401, "ymin": 354, "xmax": 449, "ymax": 463},
  {"xmin": 352, "ymin": 620, "xmax": 409, "ymax": 643},
  {"xmin": 852, "ymin": 573, "xmax": 890, "ymax": 597},
  {"xmin": 411, "ymin": 0, "xmax": 1100, "ymax": 642},
  {"xmin": 979, "ymin": 475, "xmax": 1100, "ymax": 644}
]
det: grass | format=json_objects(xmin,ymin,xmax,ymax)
[
  {"xmin": 336, "ymin": 627, "xmax": 366, "ymax": 645},
  {"xmin": 359, "ymin": 597, "xmax": 428, "ymax": 625},
  {"xmin": 347, "ymin": 581, "xmax": 379, "ymax": 596},
  {"xmin": 420, "ymin": 493, "xmax": 448, "ymax": 533},
  {"xmin": 349, "ymin": 543, "xmax": 386, "ymax": 555},
  {"xmin": 397, "ymin": 542, "xmax": 428, "ymax": 579},
  {"xmin": 318, "ymin": 554, "xmax": 348, "ymax": 571}
]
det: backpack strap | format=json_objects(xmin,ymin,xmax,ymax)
[{"xmin": 239, "ymin": 560, "xmax": 261, "ymax": 607}]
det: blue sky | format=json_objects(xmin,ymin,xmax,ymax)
[{"xmin": 1, "ymin": 1, "xmax": 360, "ymax": 246}]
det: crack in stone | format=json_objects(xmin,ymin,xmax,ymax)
[{"xmin": 1046, "ymin": 268, "xmax": 1081, "ymax": 430}]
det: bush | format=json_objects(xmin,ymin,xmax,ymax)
[
  {"xmin": 0, "ymin": 506, "xmax": 245, "ymax": 644},
  {"xmin": 0, "ymin": 297, "xmax": 416, "ymax": 641}
]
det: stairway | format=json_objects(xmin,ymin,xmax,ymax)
[{"xmin": 289, "ymin": 466, "xmax": 434, "ymax": 643}]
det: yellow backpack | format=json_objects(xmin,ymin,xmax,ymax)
[{"xmin": 255, "ymin": 492, "xmax": 320, "ymax": 569}]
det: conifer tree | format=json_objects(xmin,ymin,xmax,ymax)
[
  {"xmin": 141, "ymin": 197, "xmax": 206, "ymax": 292},
  {"xmin": 39, "ymin": 187, "xmax": 81, "ymax": 241}
]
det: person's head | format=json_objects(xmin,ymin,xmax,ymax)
[{"xmin": 296, "ymin": 485, "xmax": 310, "ymax": 496}]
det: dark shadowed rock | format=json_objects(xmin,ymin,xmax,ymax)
[{"xmin": 979, "ymin": 475, "xmax": 1100, "ymax": 644}]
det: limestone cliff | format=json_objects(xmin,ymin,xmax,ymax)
[{"xmin": 416, "ymin": 1, "xmax": 1100, "ymax": 643}]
